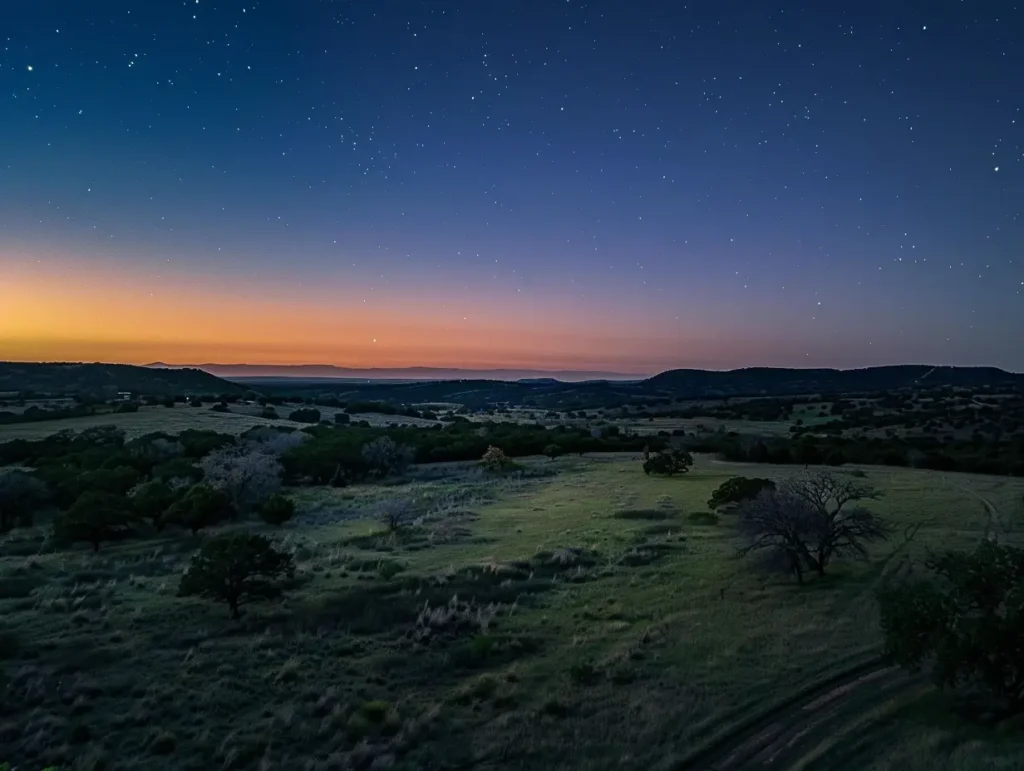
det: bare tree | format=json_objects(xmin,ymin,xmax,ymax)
[
  {"xmin": 199, "ymin": 444, "xmax": 282, "ymax": 516},
  {"xmin": 244, "ymin": 428, "xmax": 309, "ymax": 456},
  {"xmin": 736, "ymin": 488, "xmax": 819, "ymax": 584},
  {"xmin": 376, "ymin": 498, "xmax": 416, "ymax": 532},
  {"xmin": 781, "ymin": 471, "xmax": 887, "ymax": 575},
  {"xmin": 362, "ymin": 436, "xmax": 415, "ymax": 478},
  {"xmin": 737, "ymin": 471, "xmax": 889, "ymax": 583}
]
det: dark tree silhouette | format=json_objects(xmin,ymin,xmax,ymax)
[
  {"xmin": 879, "ymin": 541, "xmax": 1024, "ymax": 712},
  {"xmin": 178, "ymin": 533, "xmax": 295, "ymax": 619}
]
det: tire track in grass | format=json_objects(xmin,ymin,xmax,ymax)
[{"xmin": 675, "ymin": 663, "xmax": 929, "ymax": 771}]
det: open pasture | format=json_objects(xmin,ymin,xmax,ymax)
[{"xmin": 2, "ymin": 456, "xmax": 1023, "ymax": 770}]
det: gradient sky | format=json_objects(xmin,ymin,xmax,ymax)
[{"xmin": 1, "ymin": 1, "xmax": 1022, "ymax": 374}]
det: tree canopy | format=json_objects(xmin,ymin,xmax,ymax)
[{"xmin": 178, "ymin": 533, "xmax": 295, "ymax": 618}]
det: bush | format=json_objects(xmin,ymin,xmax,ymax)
[
  {"xmin": 165, "ymin": 485, "xmax": 233, "ymax": 534},
  {"xmin": 334, "ymin": 412, "xmax": 351, "ymax": 425},
  {"xmin": 377, "ymin": 498, "xmax": 415, "ymax": 532},
  {"xmin": 0, "ymin": 470, "xmax": 49, "ymax": 532},
  {"xmin": 178, "ymin": 533, "xmax": 295, "ymax": 618},
  {"xmin": 261, "ymin": 407, "xmax": 279, "ymax": 419},
  {"xmin": 362, "ymin": 436, "xmax": 415, "ymax": 478},
  {"xmin": 200, "ymin": 444, "xmax": 282, "ymax": 515},
  {"xmin": 259, "ymin": 494, "xmax": 295, "ymax": 526},
  {"xmin": 708, "ymin": 476, "xmax": 776, "ymax": 510},
  {"xmin": 210, "ymin": 402, "xmax": 230, "ymax": 413},
  {"xmin": 130, "ymin": 479, "xmax": 177, "ymax": 530},
  {"xmin": 53, "ymin": 491, "xmax": 138, "ymax": 551},
  {"xmin": 879, "ymin": 541, "xmax": 1024, "ymax": 712},
  {"xmin": 481, "ymin": 445, "xmax": 511, "ymax": 472},
  {"xmin": 643, "ymin": 448, "xmax": 693, "ymax": 476},
  {"xmin": 289, "ymin": 407, "xmax": 321, "ymax": 424}
]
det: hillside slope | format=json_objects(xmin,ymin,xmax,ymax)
[{"xmin": 0, "ymin": 362, "xmax": 244, "ymax": 396}]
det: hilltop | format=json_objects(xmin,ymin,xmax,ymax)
[{"xmin": 0, "ymin": 362, "xmax": 243, "ymax": 396}]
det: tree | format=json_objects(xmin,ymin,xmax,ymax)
[
  {"xmin": 708, "ymin": 477, "xmax": 776, "ymax": 511},
  {"xmin": 377, "ymin": 498, "xmax": 415, "ymax": 532},
  {"xmin": 543, "ymin": 444, "xmax": 563, "ymax": 461},
  {"xmin": 130, "ymin": 479, "xmax": 177, "ymax": 531},
  {"xmin": 481, "ymin": 445, "xmax": 511, "ymax": 472},
  {"xmin": 879, "ymin": 542, "xmax": 1024, "ymax": 712},
  {"xmin": 736, "ymin": 471, "xmax": 888, "ymax": 583},
  {"xmin": 261, "ymin": 407, "xmax": 279, "ymax": 419},
  {"xmin": 0, "ymin": 471, "xmax": 49, "ymax": 532},
  {"xmin": 642, "ymin": 448, "xmax": 693, "ymax": 476},
  {"xmin": 334, "ymin": 412, "xmax": 351, "ymax": 426},
  {"xmin": 259, "ymin": 494, "xmax": 295, "ymax": 526},
  {"xmin": 178, "ymin": 533, "xmax": 295, "ymax": 619},
  {"xmin": 53, "ymin": 491, "xmax": 137, "ymax": 551},
  {"xmin": 165, "ymin": 485, "xmax": 233, "ymax": 535},
  {"xmin": 784, "ymin": 471, "xmax": 887, "ymax": 575},
  {"xmin": 200, "ymin": 444, "xmax": 282, "ymax": 515},
  {"xmin": 362, "ymin": 436, "xmax": 415, "ymax": 478}
]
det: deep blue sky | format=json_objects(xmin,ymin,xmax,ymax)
[{"xmin": 1, "ymin": 1, "xmax": 1021, "ymax": 373}]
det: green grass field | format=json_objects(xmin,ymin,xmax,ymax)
[
  {"xmin": 2, "ymin": 455, "xmax": 1023, "ymax": 770},
  {"xmin": 0, "ymin": 404, "xmax": 443, "ymax": 442}
]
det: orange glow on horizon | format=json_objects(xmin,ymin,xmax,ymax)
[{"xmin": 1, "ymin": 254, "xmax": 693, "ymax": 372}]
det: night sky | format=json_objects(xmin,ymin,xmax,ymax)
[{"xmin": 2, "ymin": 1, "xmax": 1021, "ymax": 374}]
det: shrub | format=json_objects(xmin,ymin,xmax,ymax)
[
  {"xmin": 642, "ymin": 448, "xmax": 693, "ymax": 476},
  {"xmin": 259, "ymin": 494, "xmax": 295, "ymax": 526},
  {"xmin": 165, "ymin": 484, "xmax": 233, "ymax": 534},
  {"xmin": 178, "ymin": 533, "xmax": 295, "ymax": 618},
  {"xmin": 334, "ymin": 412, "xmax": 351, "ymax": 425},
  {"xmin": 378, "ymin": 498, "xmax": 415, "ymax": 532},
  {"xmin": 879, "ymin": 541, "xmax": 1024, "ymax": 712},
  {"xmin": 200, "ymin": 444, "xmax": 282, "ymax": 515},
  {"xmin": 289, "ymin": 407, "xmax": 321, "ymax": 424},
  {"xmin": 210, "ymin": 402, "xmax": 229, "ymax": 413},
  {"xmin": 0, "ymin": 470, "xmax": 49, "ymax": 532},
  {"xmin": 708, "ymin": 477, "xmax": 776, "ymax": 510},
  {"xmin": 261, "ymin": 407, "xmax": 279, "ymax": 419},
  {"xmin": 481, "ymin": 445, "xmax": 511, "ymax": 472},
  {"xmin": 130, "ymin": 479, "xmax": 177, "ymax": 530},
  {"xmin": 362, "ymin": 436, "xmax": 415, "ymax": 478},
  {"xmin": 53, "ymin": 491, "xmax": 138, "ymax": 551}
]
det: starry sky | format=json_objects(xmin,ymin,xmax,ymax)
[{"xmin": 1, "ymin": 1, "xmax": 1022, "ymax": 375}]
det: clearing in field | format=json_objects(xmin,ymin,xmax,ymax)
[{"xmin": 2, "ymin": 455, "xmax": 1023, "ymax": 770}]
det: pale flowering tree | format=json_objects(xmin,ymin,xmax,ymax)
[{"xmin": 200, "ymin": 444, "xmax": 282, "ymax": 516}]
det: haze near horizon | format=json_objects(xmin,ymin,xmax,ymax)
[{"xmin": 2, "ymin": 2, "xmax": 1021, "ymax": 371}]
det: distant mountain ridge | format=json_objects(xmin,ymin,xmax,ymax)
[
  {"xmin": 2, "ymin": 361, "xmax": 1019, "ymax": 405},
  {"xmin": 240, "ymin": 363, "xmax": 1024, "ymax": 410},
  {"xmin": 145, "ymin": 362, "xmax": 642, "ymax": 382}
]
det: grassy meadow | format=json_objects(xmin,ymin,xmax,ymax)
[
  {"xmin": 0, "ymin": 404, "xmax": 442, "ymax": 442},
  {"xmin": 2, "ymin": 455, "xmax": 1024, "ymax": 770}
]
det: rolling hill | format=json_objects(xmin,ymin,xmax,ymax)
[{"xmin": 0, "ymin": 362, "xmax": 244, "ymax": 396}]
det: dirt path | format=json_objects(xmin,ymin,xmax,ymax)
[
  {"xmin": 676, "ymin": 663, "xmax": 928, "ymax": 771},
  {"xmin": 947, "ymin": 478, "xmax": 1001, "ymax": 542}
]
